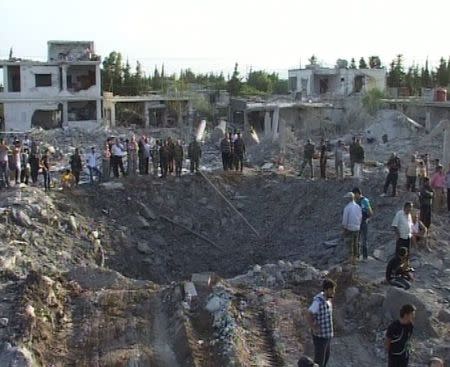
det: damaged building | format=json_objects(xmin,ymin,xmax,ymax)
[
  {"xmin": 0, "ymin": 41, "xmax": 101, "ymax": 130},
  {"xmin": 288, "ymin": 63, "xmax": 386, "ymax": 99}
]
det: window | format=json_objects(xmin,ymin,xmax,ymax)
[
  {"xmin": 289, "ymin": 76, "xmax": 297, "ymax": 91},
  {"xmin": 35, "ymin": 74, "xmax": 52, "ymax": 87},
  {"xmin": 7, "ymin": 65, "xmax": 21, "ymax": 92}
]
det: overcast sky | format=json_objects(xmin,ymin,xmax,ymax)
[{"xmin": 1, "ymin": 0, "xmax": 448, "ymax": 78}]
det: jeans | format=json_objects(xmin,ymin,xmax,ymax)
[
  {"xmin": 335, "ymin": 160, "xmax": 344, "ymax": 179},
  {"xmin": 42, "ymin": 171, "xmax": 51, "ymax": 191},
  {"xmin": 88, "ymin": 166, "xmax": 102, "ymax": 184},
  {"xmin": 384, "ymin": 172, "xmax": 398, "ymax": 195},
  {"xmin": 190, "ymin": 159, "xmax": 199, "ymax": 173},
  {"xmin": 313, "ymin": 335, "xmax": 331, "ymax": 367},
  {"xmin": 406, "ymin": 176, "xmax": 416, "ymax": 191},
  {"xmin": 299, "ymin": 158, "xmax": 313, "ymax": 178},
  {"xmin": 389, "ymin": 277, "xmax": 411, "ymax": 290},
  {"xmin": 359, "ymin": 220, "xmax": 369, "ymax": 259}
]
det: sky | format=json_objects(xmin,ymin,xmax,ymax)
[{"xmin": 1, "ymin": 0, "xmax": 449, "ymax": 78}]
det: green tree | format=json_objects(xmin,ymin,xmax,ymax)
[
  {"xmin": 358, "ymin": 57, "xmax": 368, "ymax": 69},
  {"xmin": 387, "ymin": 54, "xmax": 405, "ymax": 88},
  {"xmin": 247, "ymin": 70, "xmax": 272, "ymax": 93},
  {"xmin": 349, "ymin": 58, "xmax": 357, "ymax": 69},
  {"xmin": 421, "ymin": 59, "xmax": 432, "ymax": 88},
  {"xmin": 152, "ymin": 66, "xmax": 162, "ymax": 90},
  {"xmin": 436, "ymin": 57, "xmax": 448, "ymax": 87},
  {"xmin": 368, "ymin": 56, "xmax": 382, "ymax": 69},
  {"xmin": 227, "ymin": 63, "xmax": 242, "ymax": 96},
  {"xmin": 308, "ymin": 54, "xmax": 317, "ymax": 65}
]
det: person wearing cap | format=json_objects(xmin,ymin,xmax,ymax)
[
  {"xmin": 430, "ymin": 165, "xmax": 446, "ymax": 211},
  {"xmin": 299, "ymin": 139, "xmax": 315, "ymax": 178},
  {"xmin": 352, "ymin": 187, "xmax": 373, "ymax": 260},
  {"xmin": 382, "ymin": 153, "xmax": 402, "ymax": 197},
  {"xmin": 385, "ymin": 247, "xmax": 413, "ymax": 290},
  {"xmin": 306, "ymin": 279, "xmax": 336, "ymax": 367},
  {"xmin": 342, "ymin": 191, "xmax": 362, "ymax": 265},
  {"xmin": 392, "ymin": 202, "xmax": 413, "ymax": 253}
]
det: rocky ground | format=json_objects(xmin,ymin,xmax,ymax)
[{"xmin": 0, "ymin": 115, "xmax": 449, "ymax": 366}]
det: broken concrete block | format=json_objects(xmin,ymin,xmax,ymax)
[
  {"xmin": 206, "ymin": 295, "xmax": 226, "ymax": 313},
  {"xmin": 100, "ymin": 181, "xmax": 125, "ymax": 190},
  {"xmin": 137, "ymin": 242, "xmax": 152, "ymax": 255},
  {"xmin": 136, "ymin": 216, "xmax": 150, "ymax": 229},
  {"xmin": 184, "ymin": 281, "xmax": 198, "ymax": 303},
  {"xmin": 0, "ymin": 343, "xmax": 33, "ymax": 367},
  {"xmin": 11, "ymin": 208, "xmax": 32, "ymax": 227},
  {"xmin": 191, "ymin": 273, "xmax": 212, "ymax": 288},
  {"xmin": 138, "ymin": 202, "xmax": 157, "ymax": 220},
  {"xmin": 0, "ymin": 318, "xmax": 8, "ymax": 327},
  {"xmin": 437, "ymin": 308, "xmax": 450, "ymax": 323}
]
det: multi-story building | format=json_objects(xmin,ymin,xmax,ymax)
[
  {"xmin": 0, "ymin": 41, "xmax": 101, "ymax": 131},
  {"xmin": 288, "ymin": 63, "xmax": 386, "ymax": 99}
]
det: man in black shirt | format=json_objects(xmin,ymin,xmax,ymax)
[
  {"xmin": 385, "ymin": 304, "xmax": 416, "ymax": 367},
  {"xmin": 383, "ymin": 153, "xmax": 402, "ymax": 196},
  {"xmin": 386, "ymin": 247, "xmax": 413, "ymax": 290}
]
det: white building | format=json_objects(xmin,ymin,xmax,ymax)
[
  {"xmin": 0, "ymin": 41, "xmax": 101, "ymax": 131},
  {"xmin": 288, "ymin": 64, "xmax": 386, "ymax": 99}
]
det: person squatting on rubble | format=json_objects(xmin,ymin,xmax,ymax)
[
  {"xmin": 306, "ymin": 279, "xmax": 336, "ymax": 367},
  {"xmin": 188, "ymin": 137, "xmax": 202, "ymax": 173},
  {"xmin": 385, "ymin": 304, "xmax": 416, "ymax": 367},
  {"xmin": 69, "ymin": 148, "xmax": 83, "ymax": 185},
  {"xmin": 299, "ymin": 139, "xmax": 315, "ymax": 178},
  {"xmin": 405, "ymin": 155, "xmax": 418, "ymax": 192},
  {"xmin": 233, "ymin": 132, "xmax": 245, "ymax": 172},
  {"xmin": 419, "ymin": 177, "xmax": 434, "ymax": 230},
  {"xmin": 334, "ymin": 140, "xmax": 345, "ymax": 180},
  {"xmin": 430, "ymin": 164, "xmax": 446, "ymax": 211},
  {"xmin": 410, "ymin": 211, "xmax": 428, "ymax": 251},
  {"xmin": 392, "ymin": 202, "xmax": 413, "ymax": 254},
  {"xmin": 352, "ymin": 187, "xmax": 373, "ymax": 261},
  {"xmin": 86, "ymin": 146, "xmax": 102, "ymax": 184},
  {"xmin": 385, "ymin": 247, "xmax": 414, "ymax": 290},
  {"xmin": 174, "ymin": 139, "xmax": 184, "ymax": 177},
  {"xmin": 342, "ymin": 191, "xmax": 362, "ymax": 265},
  {"xmin": 319, "ymin": 139, "xmax": 328, "ymax": 179},
  {"xmin": 382, "ymin": 153, "xmax": 402, "ymax": 197},
  {"xmin": 220, "ymin": 134, "xmax": 232, "ymax": 171}
]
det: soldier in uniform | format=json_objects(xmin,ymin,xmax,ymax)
[{"xmin": 188, "ymin": 137, "xmax": 202, "ymax": 173}]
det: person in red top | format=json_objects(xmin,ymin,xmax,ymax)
[{"xmin": 430, "ymin": 165, "xmax": 445, "ymax": 211}]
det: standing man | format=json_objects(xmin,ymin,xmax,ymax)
[
  {"xmin": 188, "ymin": 137, "xmax": 202, "ymax": 173},
  {"xmin": 86, "ymin": 147, "xmax": 102, "ymax": 184},
  {"xmin": 233, "ymin": 132, "xmax": 245, "ymax": 172},
  {"xmin": 353, "ymin": 139, "xmax": 365, "ymax": 179},
  {"xmin": 334, "ymin": 140, "xmax": 344, "ymax": 180},
  {"xmin": 382, "ymin": 153, "xmax": 402, "ymax": 197},
  {"xmin": 352, "ymin": 187, "xmax": 373, "ymax": 261},
  {"xmin": 69, "ymin": 148, "xmax": 83, "ymax": 185},
  {"xmin": 319, "ymin": 139, "xmax": 328, "ymax": 179},
  {"xmin": 299, "ymin": 139, "xmax": 315, "ymax": 178},
  {"xmin": 40, "ymin": 149, "xmax": 51, "ymax": 192},
  {"xmin": 127, "ymin": 135, "xmax": 138, "ymax": 176},
  {"xmin": 150, "ymin": 140, "xmax": 160, "ymax": 176},
  {"xmin": 349, "ymin": 137, "xmax": 357, "ymax": 176},
  {"xmin": 405, "ymin": 155, "xmax": 418, "ymax": 192},
  {"xmin": 342, "ymin": 192, "xmax": 362, "ymax": 265},
  {"xmin": 111, "ymin": 138, "xmax": 126, "ymax": 178},
  {"xmin": 173, "ymin": 139, "xmax": 184, "ymax": 177},
  {"xmin": 385, "ymin": 304, "xmax": 416, "ymax": 367},
  {"xmin": 0, "ymin": 138, "xmax": 10, "ymax": 188},
  {"xmin": 220, "ymin": 134, "xmax": 231, "ymax": 171},
  {"xmin": 306, "ymin": 279, "xmax": 337, "ymax": 367},
  {"xmin": 419, "ymin": 177, "xmax": 433, "ymax": 229},
  {"xmin": 159, "ymin": 140, "xmax": 169, "ymax": 178},
  {"xmin": 167, "ymin": 136, "xmax": 175, "ymax": 175},
  {"xmin": 430, "ymin": 165, "xmax": 445, "ymax": 211},
  {"xmin": 446, "ymin": 163, "xmax": 450, "ymax": 212},
  {"xmin": 392, "ymin": 202, "xmax": 413, "ymax": 254},
  {"xmin": 29, "ymin": 141, "xmax": 39, "ymax": 185},
  {"xmin": 102, "ymin": 143, "xmax": 111, "ymax": 182}
]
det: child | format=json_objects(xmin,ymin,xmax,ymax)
[{"xmin": 61, "ymin": 169, "xmax": 75, "ymax": 190}]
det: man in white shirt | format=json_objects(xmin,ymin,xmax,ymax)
[
  {"xmin": 392, "ymin": 202, "xmax": 413, "ymax": 254},
  {"xmin": 342, "ymin": 192, "xmax": 362, "ymax": 265},
  {"xmin": 86, "ymin": 147, "xmax": 102, "ymax": 184}
]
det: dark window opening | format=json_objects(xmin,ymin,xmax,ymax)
[
  {"xmin": 35, "ymin": 74, "xmax": 52, "ymax": 87},
  {"xmin": 354, "ymin": 76, "xmax": 364, "ymax": 93},
  {"xmin": 68, "ymin": 101, "xmax": 97, "ymax": 121},
  {"xmin": 7, "ymin": 65, "xmax": 21, "ymax": 92},
  {"xmin": 319, "ymin": 78, "xmax": 329, "ymax": 94},
  {"xmin": 66, "ymin": 65, "xmax": 96, "ymax": 92},
  {"xmin": 31, "ymin": 109, "xmax": 60, "ymax": 129},
  {"xmin": 289, "ymin": 76, "xmax": 297, "ymax": 91}
]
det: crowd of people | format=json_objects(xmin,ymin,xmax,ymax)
[
  {"xmin": 0, "ymin": 134, "xmax": 203, "ymax": 191},
  {"xmin": 219, "ymin": 130, "xmax": 246, "ymax": 172}
]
